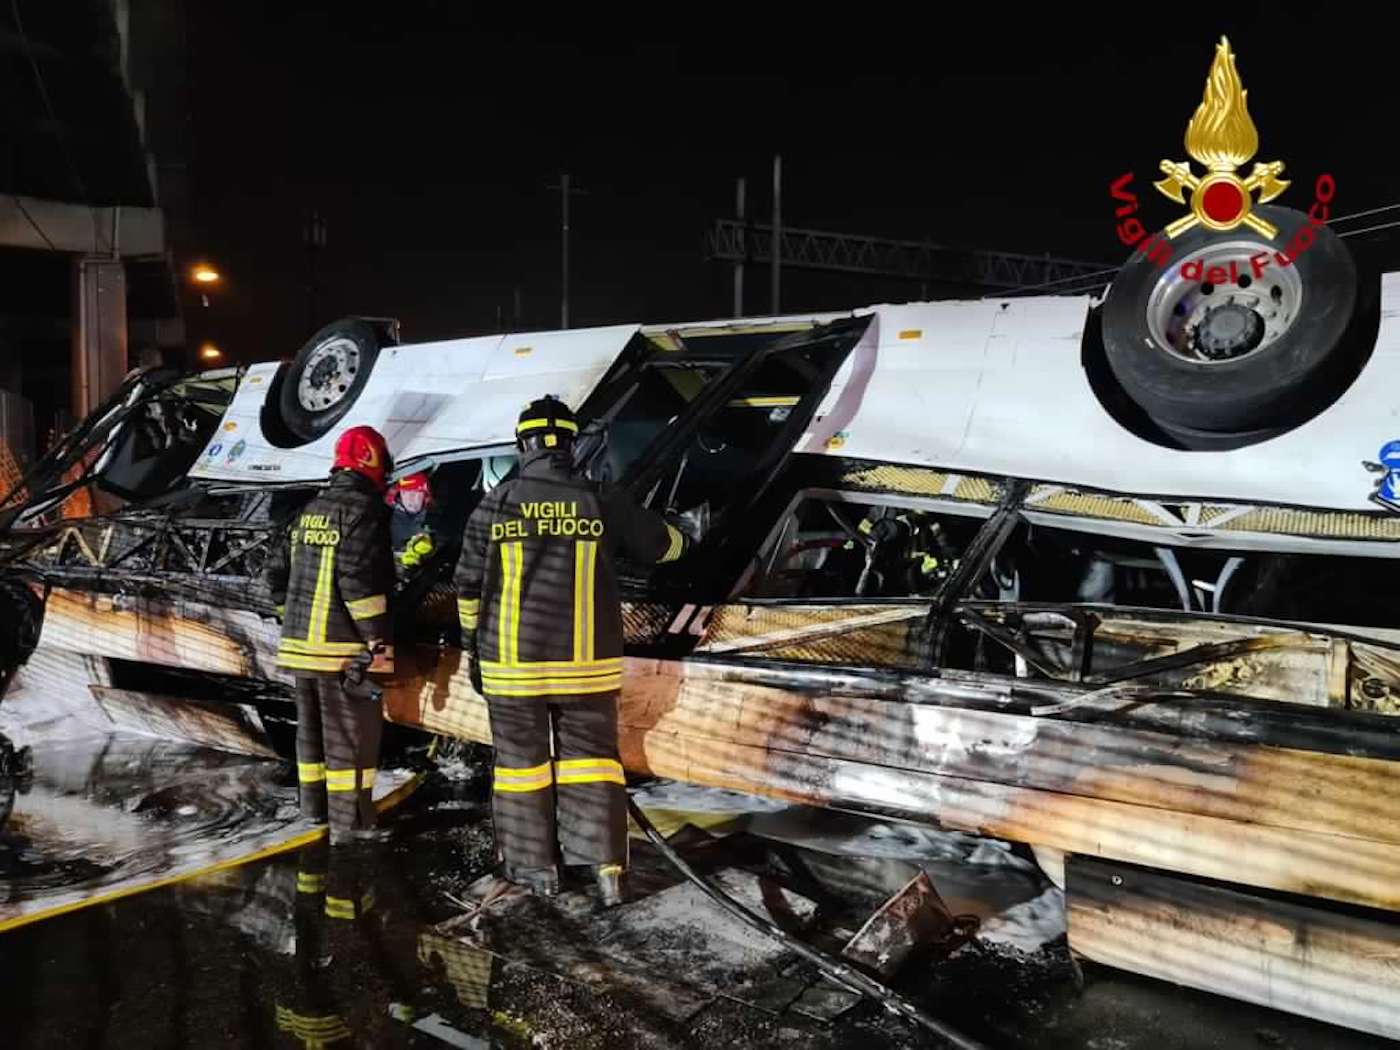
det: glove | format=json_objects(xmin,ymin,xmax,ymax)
[
  {"xmin": 400, "ymin": 532, "xmax": 435, "ymax": 568},
  {"xmin": 342, "ymin": 647, "xmax": 384, "ymax": 704},
  {"xmin": 672, "ymin": 501, "xmax": 709, "ymax": 546},
  {"xmin": 344, "ymin": 648, "xmax": 372, "ymax": 686}
]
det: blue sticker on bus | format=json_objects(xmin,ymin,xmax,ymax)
[{"xmin": 1364, "ymin": 441, "xmax": 1400, "ymax": 513}]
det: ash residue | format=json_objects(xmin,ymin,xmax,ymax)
[{"xmin": 472, "ymin": 961, "xmax": 687, "ymax": 1049}]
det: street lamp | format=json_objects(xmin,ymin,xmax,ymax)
[
  {"xmin": 192, "ymin": 264, "xmax": 221, "ymax": 285},
  {"xmin": 199, "ymin": 343, "xmax": 223, "ymax": 362}
]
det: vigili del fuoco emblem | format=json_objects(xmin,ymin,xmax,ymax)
[{"xmin": 1154, "ymin": 36, "xmax": 1288, "ymax": 239}]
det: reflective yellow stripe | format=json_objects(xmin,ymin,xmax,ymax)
[
  {"xmin": 480, "ymin": 669, "xmax": 621, "ymax": 684},
  {"xmin": 516, "ymin": 417, "xmax": 579, "ymax": 433},
  {"xmin": 481, "ymin": 674, "xmax": 618, "ymax": 691},
  {"xmin": 480, "ymin": 657, "xmax": 621, "ymax": 675},
  {"xmin": 276, "ymin": 1007, "xmax": 349, "ymax": 1039},
  {"xmin": 325, "ymin": 896, "xmax": 355, "ymax": 919},
  {"xmin": 484, "ymin": 674, "xmax": 622, "ymax": 697},
  {"xmin": 481, "ymin": 669, "xmax": 621, "ymax": 685},
  {"xmin": 494, "ymin": 760, "xmax": 552, "ymax": 778},
  {"xmin": 509, "ymin": 542, "xmax": 523, "ymax": 665},
  {"xmin": 279, "ymin": 638, "xmax": 366, "ymax": 655},
  {"xmin": 345, "ymin": 593, "xmax": 387, "ymax": 620},
  {"xmin": 296, "ymin": 872, "xmax": 325, "ymax": 893},
  {"xmin": 325, "ymin": 767, "xmax": 376, "ymax": 793},
  {"xmin": 493, "ymin": 760, "xmax": 553, "ymax": 793},
  {"xmin": 297, "ymin": 761, "xmax": 326, "ymax": 784},
  {"xmin": 276, "ymin": 652, "xmax": 351, "ymax": 673},
  {"xmin": 726, "ymin": 395, "xmax": 800, "ymax": 407},
  {"xmin": 573, "ymin": 540, "xmax": 597, "ymax": 663},
  {"xmin": 584, "ymin": 541, "xmax": 596, "ymax": 659},
  {"xmin": 325, "ymin": 769, "xmax": 356, "ymax": 791},
  {"xmin": 307, "ymin": 545, "xmax": 336, "ymax": 645},
  {"xmin": 660, "ymin": 524, "xmax": 685, "ymax": 563},
  {"xmin": 554, "ymin": 757, "xmax": 625, "ymax": 786},
  {"xmin": 492, "ymin": 543, "xmax": 520, "ymax": 666},
  {"xmin": 573, "ymin": 541, "xmax": 584, "ymax": 661},
  {"xmin": 554, "ymin": 761, "xmax": 621, "ymax": 778},
  {"xmin": 457, "ymin": 597, "xmax": 480, "ymax": 630},
  {"xmin": 494, "ymin": 777, "xmax": 553, "ymax": 793},
  {"xmin": 556, "ymin": 770, "xmax": 625, "ymax": 785},
  {"xmin": 497, "ymin": 541, "xmax": 523, "ymax": 665}
]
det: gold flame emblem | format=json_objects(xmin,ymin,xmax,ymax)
[{"xmin": 1154, "ymin": 37, "xmax": 1288, "ymax": 239}]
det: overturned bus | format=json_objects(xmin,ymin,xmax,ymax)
[{"xmin": 4, "ymin": 37, "xmax": 1400, "ymax": 1026}]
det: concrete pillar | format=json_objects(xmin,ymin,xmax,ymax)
[{"xmin": 72, "ymin": 257, "xmax": 128, "ymax": 418}]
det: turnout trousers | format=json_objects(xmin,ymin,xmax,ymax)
[
  {"xmin": 294, "ymin": 677, "xmax": 383, "ymax": 832},
  {"xmin": 484, "ymin": 691, "xmax": 627, "ymax": 870}
]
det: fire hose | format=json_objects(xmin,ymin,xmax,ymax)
[{"xmin": 625, "ymin": 797, "xmax": 989, "ymax": 1050}]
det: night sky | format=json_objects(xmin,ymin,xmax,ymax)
[{"xmin": 183, "ymin": 2, "xmax": 1394, "ymax": 362}]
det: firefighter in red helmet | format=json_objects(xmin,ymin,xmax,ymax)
[
  {"xmin": 386, "ymin": 471, "xmax": 436, "ymax": 569},
  {"xmin": 454, "ymin": 396, "xmax": 692, "ymax": 905},
  {"xmin": 265, "ymin": 425, "xmax": 397, "ymax": 843}
]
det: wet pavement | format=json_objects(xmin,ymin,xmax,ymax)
[
  {"xmin": 0, "ymin": 670, "xmax": 1392, "ymax": 1050},
  {"xmin": 0, "ymin": 730, "xmax": 1392, "ymax": 1050}
]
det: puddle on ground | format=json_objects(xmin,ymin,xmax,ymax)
[
  {"xmin": 0, "ymin": 695, "xmax": 411, "ymax": 930},
  {"xmin": 0, "ymin": 695, "xmax": 1385, "ymax": 1049}
]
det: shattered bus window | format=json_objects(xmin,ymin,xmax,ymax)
[
  {"xmin": 1002, "ymin": 520, "xmax": 1400, "ymax": 628},
  {"xmin": 749, "ymin": 494, "xmax": 983, "ymax": 599}
]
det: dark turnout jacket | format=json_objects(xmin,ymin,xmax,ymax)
[
  {"xmin": 454, "ymin": 449, "xmax": 686, "ymax": 698},
  {"xmin": 265, "ymin": 470, "xmax": 396, "ymax": 675}
]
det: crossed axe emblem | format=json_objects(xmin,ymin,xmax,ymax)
[{"xmin": 1154, "ymin": 160, "xmax": 1290, "ymax": 239}]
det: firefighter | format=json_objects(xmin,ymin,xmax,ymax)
[
  {"xmin": 265, "ymin": 425, "xmax": 396, "ymax": 844},
  {"xmin": 386, "ymin": 471, "xmax": 436, "ymax": 569},
  {"xmin": 454, "ymin": 396, "xmax": 691, "ymax": 905}
]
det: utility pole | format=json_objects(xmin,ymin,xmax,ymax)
[
  {"xmin": 547, "ymin": 174, "xmax": 588, "ymax": 328},
  {"xmin": 733, "ymin": 176, "xmax": 746, "ymax": 318},
  {"xmin": 771, "ymin": 155, "xmax": 782, "ymax": 315}
]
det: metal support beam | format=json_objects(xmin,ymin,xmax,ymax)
[
  {"xmin": 0, "ymin": 196, "xmax": 164, "ymax": 256},
  {"xmin": 72, "ymin": 258, "xmax": 127, "ymax": 418},
  {"xmin": 707, "ymin": 219, "xmax": 1109, "ymax": 292}
]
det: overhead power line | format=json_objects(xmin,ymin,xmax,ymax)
[{"xmin": 12, "ymin": 195, "xmax": 57, "ymax": 250}]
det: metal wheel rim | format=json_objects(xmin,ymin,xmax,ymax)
[
  {"xmin": 296, "ymin": 336, "xmax": 361, "ymax": 412},
  {"xmin": 1144, "ymin": 240, "xmax": 1304, "ymax": 364}
]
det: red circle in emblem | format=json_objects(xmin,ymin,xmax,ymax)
[{"xmin": 1202, "ymin": 181, "xmax": 1245, "ymax": 224}]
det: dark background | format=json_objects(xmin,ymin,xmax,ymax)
[
  {"xmin": 178, "ymin": 2, "xmax": 1396, "ymax": 359},
  {"xmin": 2, "ymin": 0, "xmax": 1394, "ymax": 375}
]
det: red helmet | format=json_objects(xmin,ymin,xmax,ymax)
[
  {"xmin": 332, "ymin": 425, "xmax": 391, "ymax": 490},
  {"xmin": 387, "ymin": 471, "xmax": 432, "ymax": 510}
]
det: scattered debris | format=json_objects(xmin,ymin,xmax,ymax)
[{"xmin": 841, "ymin": 871, "xmax": 979, "ymax": 979}]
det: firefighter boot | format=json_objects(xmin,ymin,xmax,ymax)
[
  {"xmin": 594, "ymin": 864, "xmax": 625, "ymax": 908},
  {"xmin": 505, "ymin": 864, "xmax": 559, "ymax": 898}
]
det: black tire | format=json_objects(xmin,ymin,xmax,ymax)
[
  {"xmin": 276, "ymin": 318, "xmax": 381, "ymax": 443},
  {"xmin": 1102, "ymin": 204, "xmax": 1361, "ymax": 435}
]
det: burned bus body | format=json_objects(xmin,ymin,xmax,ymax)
[{"xmin": 4, "ymin": 231, "xmax": 1400, "ymax": 1036}]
